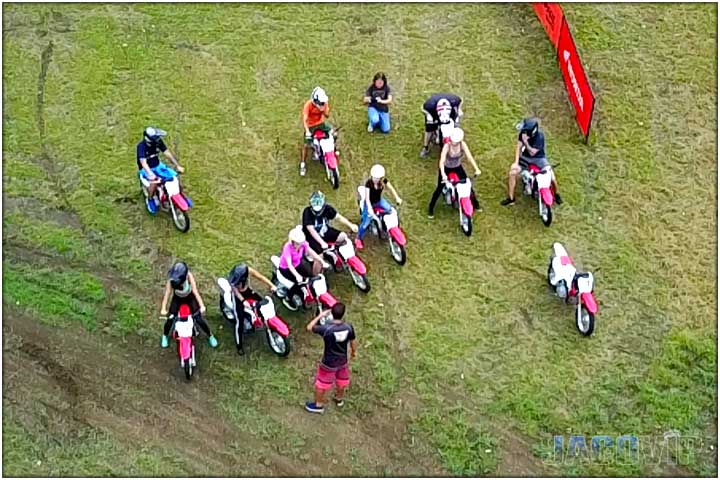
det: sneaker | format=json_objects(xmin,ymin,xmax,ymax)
[
  {"xmin": 419, "ymin": 147, "xmax": 429, "ymax": 158},
  {"xmin": 160, "ymin": 335, "xmax": 169, "ymax": 348},
  {"xmin": 208, "ymin": 335, "xmax": 218, "ymax": 348},
  {"xmin": 305, "ymin": 401, "xmax": 325, "ymax": 414},
  {"xmin": 333, "ymin": 397, "xmax": 345, "ymax": 407},
  {"xmin": 555, "ymin": 193, "xmax": 564, "ymax": 205},
  {"xmin": 237, "ymin": 347, "xmax": 245, "ymax": 356},
  {"xmin": 146, "ymin": 197, "xmax": 158, "ymax": 214},
  {"xmin": 354, "ymin": 238, "xmax": 364, "ymax": 250},
  {"xmin": 428, "ymin": 211, "xmax": 434, "ymax": 219},
  {"xmin": 500, "ymin": 197, "xmax": 516, "ymax": 206},
  {"xmin": 299, "ymin": 162, "xmax": 307, "ymax": 177},
  {"xmin": 368, "ymin": 123, "xmax": 374, "ymax": 133}
]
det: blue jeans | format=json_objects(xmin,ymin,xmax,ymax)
[
  {"xmin": 358, "ymin": 198, "xmax": 392, "ymax": 240},
  {"xmin": 368, "ymin": 107, "xmax": 391, "ymax": 133}
]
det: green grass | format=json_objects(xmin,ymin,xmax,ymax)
[
  {"xmin": 3, "ymin": 261, "xmax": 106, "ymax": 331},
  {"xmin": 2, "ymin": 2, "xmax": 717, "ymax": 477}
]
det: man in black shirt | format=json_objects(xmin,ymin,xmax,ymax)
[
  {"xmin": 501, "ymin": 118, "xmax": 563, "ymax": 206},
  {"xmin": 420, "ymin": 93, "xmax": 463, "ymax": 158},
  {"xmin": 305, "ymin": 303, "xmax": 357, "ymax": 414},
  {"xmin": 136, "ymin": 127, "xmax": 184, "ymax": 214},
  {"xmin": 302, "ymin": 191, "xmax": 358, "ymax": 253}
]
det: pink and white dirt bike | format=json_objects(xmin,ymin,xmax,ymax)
[
  {"xmin": 270, "ymin": 256, "xmax": 339, "ymax": 316},
  {"xmin": 322, "ymin": 239, "xmax": 371, "ymax": 293},
  {"xmin": 311, "ymin": 127, "xmax": 341, "ymax": 190},
  {"xmin": 216, "ymin": 278, "xmax": 291, "ymax": 357},
  {"xmin": 139, "ymin": 165, "xmax": 193, "ymax": 232},
  {"xmin": 168, "ymin": 304, "xmax": 199, "ymax": 380},
  {"xmin": 356, "ymin": 186, "xmax": 408, "ymax": 265},
  {"xmin": 547, "ymin": 242, "xmax": 599, "ymax": 336},
  {"xmin": 520, "ymin": 163, "xmax": 555, "ymax": 227},
  {"xmin": 442, "ymin": 172, "xmax": 477, "ymax": 237}
]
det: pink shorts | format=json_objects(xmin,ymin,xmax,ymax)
[{"xmin": 314, "ymin": 362, "xmax": 350, "ymax": 391}]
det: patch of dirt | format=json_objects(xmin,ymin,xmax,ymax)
[
  {"xmin": 3, "ymin": 195, "xmax": 83, "ymax": 229},
  {"xmin": 493, "ymin": 425, "xmax": 556, "ymax": 476},
  {"xmin": 2, "ymin": 308, "xmax": 445, "ymax": 476}
]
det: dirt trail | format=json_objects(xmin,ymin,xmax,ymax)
[{"xmin": 2, "ymin": 308, "xmax": 444, "ymax": 476}]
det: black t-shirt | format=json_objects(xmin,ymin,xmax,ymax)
[
  {"xmin": 136, "ymin": 139, "xmax": 168, "ymax": 170},
  {"xmin": 518, "ymin": 130, "xmax": 546, "ymax": 158},
  {"xmin": 364, "ymin": 177, "xmax": 388, "ymax": 205},
  {"xmin": 423, "ymin": 93, "xmax": 462, "ymax": 121},
  {"xmin": 312, "ymin": 322, "xmax": 356, "ymax": 368},
  {"xmin": 302, "ymin": 205, "xmax": 338, "ymax": 238},
  {"xmin": 365, "ymin": 84, "xmax": 391, "ymax": 113}
]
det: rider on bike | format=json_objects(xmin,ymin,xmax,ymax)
[
  {"xmin": 500, "ymin": 117, "xmax": 563, "ymax": 206},
  {"xmin": 428, "ymin": 128, "xmax": 481, "ymax": 218},
  {"xmin": 300, "ymin": 87, "xmax": 332, "ymax": 177},
  {"xmin": 355, "ymin": 164, "xmax": 403, "ymax": 250},
  {"xmin": 137, "ymin": 127, "xmax": 184, "ymax": 214},
  {"xmin": 160, "ymin": 261, "xmax": 218, "ymax": 349},
  {"xmin": 278, "ymin": 226, "xmax": 330, "ymax": 297},
  {"xmin": 302, "ymin": 191, "xmax": 358, "ymax": 255},
  {"xmin": 420, "ymin": 93, "xmax": 463, "ymax": 158},
  {"xmin": 227, "ymin": 262, "xmax": 277, "ymax": 355}
]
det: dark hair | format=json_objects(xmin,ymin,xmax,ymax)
[
  {"xmin": 373, "ymin": 72, "xmax": 387, "ymax": 84},
  {"xmin": 331, "ymin": 302, "xmax": 346, "ymax": 320}
]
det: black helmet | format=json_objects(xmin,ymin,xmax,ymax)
[
  {"xmin": 228, "ymin": 263, "xmax": 249, "ymax": 287},
  {"xmin": 144, "ymin": 126, "xmax": 167, "ymax": 145},
  {"xmin": 518, "ymin": 118, "xmax": 539, "ymax": 138},
  {"xmin": 168, "ymin": 261, "xmax": 188, "ymax": 289}
]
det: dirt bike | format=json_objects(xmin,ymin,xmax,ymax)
[
  {"xmin": 311, "ymin": 127, "xmax": 341, "ymax": 190},
  {"xmin": 270, "ymin": 256, "xmax": 339, "ymax": 316},
  {"xmin": 139, "ymin": 164, "xmax": 193, "ymax": 232},
  {"xmin": 519, "ymin": 162, "xmax": 556, "ymax": 227},
  {"xmin": 442, "ymin": 172, "xmax": 477, "ymax": 237},
  {"xmin": 356, "ymin": 186, "xmax": 408, "ymax": 266},
  {"xmin": 322, "ymin": 239, "xmax": 371, "ymax": 293},
  {"xmin": 547, "ymin": 242, "xmax": 599, "ymax": 336},
  {"xmin": 165, "ymin": 304, "xmax": 199, "ymax": 381},
  {"xmin": 216, "ymin": 278, "xmax": 291, "ymax": 357}
]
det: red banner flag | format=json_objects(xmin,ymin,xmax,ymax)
[
  {"xmin": 533, "ymin": 3, "xmax": 565, "ymax": 50},
  {"xmin": 556, "ymin": 17, "xmax": 596, "ymax": 141}
]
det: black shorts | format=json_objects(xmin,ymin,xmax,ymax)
[
  {"xmin": 279, "ymin": 258, "xmax": 315, "ymax": 283},
  {"xmin": 425, "ymin": 119, "xmax": 439, "ymax": 132},
  {"xmin": 169, "ymin": 294, "xmax": 200, "ymax": 316},
  {"xmin": 519, "ymin": 155, "xmax": 549, "ymax": 171},
  {"xmin": 307, "ymin": 227, "xmax": 341, "ymax": 252},
  {"xmin": 237, "ymin": 287, "xmax": 262, "ymax": 303}
]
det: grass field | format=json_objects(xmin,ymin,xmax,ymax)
[{"xmin": 2, "ymin": 3, "xmax": 717, "ymax": 477}]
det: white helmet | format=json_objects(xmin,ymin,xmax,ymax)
[
  {"xmin": 370, "ymin": 164, "xmax": 385, "ymax": 179},
  {"xmin": 436, "ymin": 98, "xmax": 451, "ymax": 111},
  {"xmin": 311, "ymin": 86, "xmax": 328, "ymax": 105},
  {"xmin": 289, "ymin": 226, "xmax": 306, "ymax": 243},
  {"xmin": 450, "ymin": 128, "xmax": 464, "ymax": 144}
]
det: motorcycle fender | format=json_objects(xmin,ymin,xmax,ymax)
[
  {"xmin": 388, "ymin": 226, "xmax": 407, "ymax": 246},
  {"xmin": 324, "ymin": 151, "xmax": 338, "ymax": 169},
  {"xmin": 460, "ymin": 197, "xmax": 474, "ymax": 217},
  {"xmin": 171, "ymin": 194, "xmax": 190, "ymax": 211},
  {"xmin": 346, "ymin": 256, "xmax": 367, "ymax": 275},
  {"xmin": 539, "ymin": 188, "xmax": 554, "ymax": 207},
  {"xmin": 318, "ymin": 292, "xmax": 338, "ymax": 308},
  {"xmin": 581, "ymin": 293, "xmax": 598, "ymax": 314},
  {"xmin": 178, "ymin": 337, "xmax": 193, "ymax": 361},
  {"xmin": 267, "ymin": 316, "xmax": 290, "ymax": 337}
]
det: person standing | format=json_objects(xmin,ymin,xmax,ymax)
[
  {"xmin": 305, "ymin": 303, "xmax": 357, "ymax": 414},
  {"xmin": 363, "ymin": 72, "xmax": 393, "ymax": 134}
]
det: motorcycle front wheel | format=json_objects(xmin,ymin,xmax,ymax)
[
  {"xmin": 576, "ymin": 306, "xmax": 595, "ymax": 336},
  {"xmin": 389, "ymin": 238, "xmax": 407, "ymax": 266},
  {"xmin": 170, "ymin": 204, "xmax": 191, "ymax": 232},
  {"xmin": 349, "ymin": 269, "xmax": 371, "ymax": 293},
  {"xmin": 266, "ymin": 329, "xmax": 291, "ymax": 357},
  {"xmin": 328, "ymin": 167, "xmax": 340, "ymax": 190},
  {"xmin": 541, "ymin": 204, "xmax": 553, "ymax": 227},
  {"xmin": 461, "ymin": 214, "xmax": 473, "ymax": 237}
]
